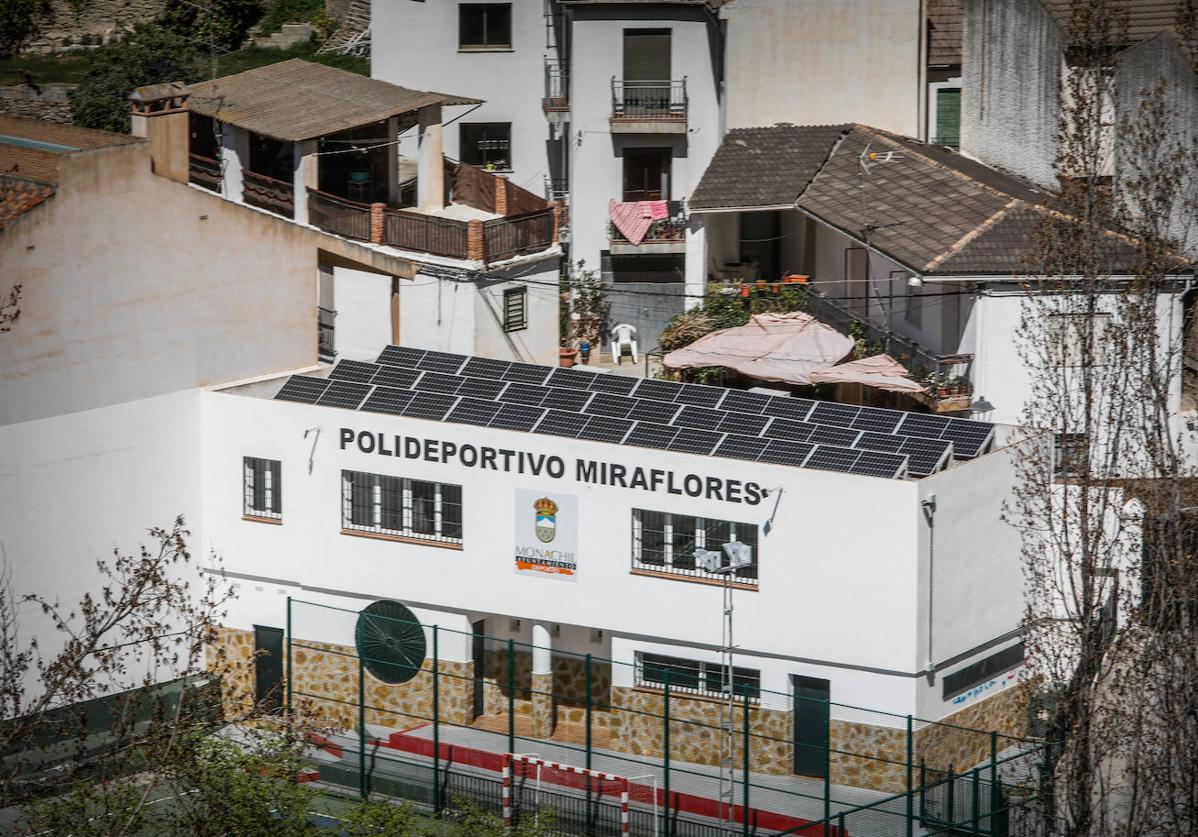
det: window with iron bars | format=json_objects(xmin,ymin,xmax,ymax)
[
  {"xmin": 631, "ymin": 509, "xmax": 757, "ymax": 584},
  {"xmin": 244, "ymin": 457, "xmax": 282, "ymax": 520},
  {"xmin": 341, "ymin": 470, "xmax": 463, "ymax": 545},
  {"xmin": 636, "ymin": 652, "xmax": 761, "ymax": 701},
  {"xmin": 503, "ymin": 286, "xmax": 527, "ymax": 332},
  {"xmin": 459, "ymin": 122, "xmax": 511, "ymax": 170}
]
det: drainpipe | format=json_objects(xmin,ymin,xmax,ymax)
[{"xmin": 922, "ymin": 494, "xmax": 937, "ymax": 680}]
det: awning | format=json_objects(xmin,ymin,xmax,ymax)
[
  {"xmin": 663, "ymin": 311, "xmax": 853, "ymax": 386},
  {"xmin": 809, "ymin": 354, "xmax": 925, "ymax": 393}
]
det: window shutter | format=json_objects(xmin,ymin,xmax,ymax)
[
  {"xmin": 935, "ymin": 88, "xmax": 961, "ymax": 147},
  {"xmin": 622, "ymin": 29, "xmax": 671, "ymax": 81}
]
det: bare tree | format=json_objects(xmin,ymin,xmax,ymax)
[{"xmin": 1011, "ymin": 2, "xmax": 1198, "ymax": 835}]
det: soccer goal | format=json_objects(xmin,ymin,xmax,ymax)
[{"xmin": 502, "ymin": 753, "xmax": 632, "ymax": 835}]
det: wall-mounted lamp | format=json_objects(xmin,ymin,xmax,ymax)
[{"xmin": 907, "ymin": 275, "xmax": 924, "ymax": 288}]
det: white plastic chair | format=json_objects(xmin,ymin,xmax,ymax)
[{"xmin": 610, "ymin": 323, "xmax": 638, "ymax": 365}]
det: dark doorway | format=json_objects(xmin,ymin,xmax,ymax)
[
  {"xmin": 472, "ymin": 619, "xmax": 487, "ymax": 719},
  {"xmin": 845, "ymin": 247, "xmax": 870, "ymax": 318},
  {"xmin": 254, "ymin": 625, "xmax": 285, "ymax": 714},
  {"xmin": 740, "ymin": 210, "xmax": 781, "ymax": 282},
  {"xmin": 623, "ymin": 148, "xmax": 671, "ymax": 201},
  {"xmin": 792, "ymin": 674, "xmax": 830, "ymax": 778}
]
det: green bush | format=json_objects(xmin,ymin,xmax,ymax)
[{"xmin": 258, "ymin": 0, "xmax": 328, "ymax": 35}]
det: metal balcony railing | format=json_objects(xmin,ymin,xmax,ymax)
[
  {"xmin": 610, "ymin": 77, "xmax": 687, "ymax": 122},
  {"xmin": 609, "ymin": 200, "xmax": 686, "ymax": 244},
  {"xmin": 318, "ymin": 306, "xmax": 336, "ymax": 362},
  {"xmin": 543, "ymin": 60, "xmax": 568, "ymax": 114}
]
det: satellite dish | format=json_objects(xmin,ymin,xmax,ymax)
[{"xmin": 355, "ymin": 600, "xmax": 427, "ymax": 684}]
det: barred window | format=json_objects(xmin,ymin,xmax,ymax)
[
  {"xmin": 503, "ymin": 286, "xmax": 527, "ymax": 332},
  {"xmin": 637, "ymin": 652, "xmax": 760, "ymax": 701},
  {"xmin": 243, "ymin": 457, "xmax": 282, "ymax": 520},
  {"xmin": 631, "ymin": 509, "xmax": 757, "ymax": 585},
  {"xmin": 460, "ymin": 122, "xmax": 511, "ymax": 170},
  {"xmin": 342, "ymin": 470, "xmax": 463, "ymax": 546}
]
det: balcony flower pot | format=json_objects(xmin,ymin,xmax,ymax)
[
  {"xmin": 559, "ymin": 347, "xmax": 579, "ymax": 367},
  {"xmin": 937, "ymin": 386, "xmax": 950, "ymax": 398}
]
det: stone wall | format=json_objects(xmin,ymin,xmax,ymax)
[
  {"xmin": 208, "ymin": 626, "xmax": 259, "ymax": 720},
  {"xmin": 552, "ymin": 654, "xmax": 612, "ymax": 729},
  {"xmin": 915, "ymin": 684, "xmax": 1030, "ymax": 776},
  {"xmin": 0, "ymin": 87, "xmax": 73, "ymax": 124}
]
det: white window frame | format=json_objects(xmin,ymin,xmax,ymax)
[
  {"xmin": 630, "ymin": 509, "xmax": 757, "ymax": 585},
  {"xmin": 243, "ymin": 457, "xmax": 282, "ymax": 521},
  {"xmin": 342, "ymin": 470, "xmax": 463, "ymax": 546}
]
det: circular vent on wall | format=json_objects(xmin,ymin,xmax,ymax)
[{"xmin": 355, "ymin": 600, "xmax": 427, "ymax": 684}]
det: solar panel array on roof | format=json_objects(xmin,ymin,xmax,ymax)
[{"xmin": 270, "ymin": 350, "xmax": 998, "ymax": 480}]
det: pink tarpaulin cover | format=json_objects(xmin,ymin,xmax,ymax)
[
  {"xmin": 663, "ymin": 312, "xmax": 854, "ymax": 385},
  {"xmin": 609, "ymin": 199, "xmax": 669, "ymax": 245},
  {"xmin": 809, "ymin": 354, "xmax": 925, "ymax": 393}
]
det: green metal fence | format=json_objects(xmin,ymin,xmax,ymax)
[{"xmin": 277, "ymin": 597, "xmax": 1043, "ymax": 836}]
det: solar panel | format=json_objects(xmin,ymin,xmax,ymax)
[
  {"xmin": 673, "ymin": 384, "xmax": 725, "ymax": 408},
  {"xmin": 417, "ymin": 351, "xmax": 467, "ymax": 374},
  {"xmin": 625, "ymin": 422, "xmax": 679, "ymax": 449},
  {"xmin": 534, "ymin": 409, "xmax": 582, "ymax": 438},
  {"xmin": 668, "ymin": 429, "xmax": 722, "ymax": 456},
  {"xmin": 720, "ymin": 391, "xmax": 770, "ymax": 414},
  {"xmin": 499, "ymin": 383, "xmax": 550, "ymax": 405},
  {"xmin": 542, "ymin": 388, "xmax": 593, "ymax": 412},
  {"xmin": 276, "ymin": 375, "xmax": 330, "ymax": 403},
  {"xmin": 317, "ymin": 380, "xmax": 372, "ymax": 409},
  {"xmin": 714, "ymin": 435, "xmax": 769, "ymax": 461},
  {"xmin": 805, "ymin": 445, "xmax": 862, "ymax": 473},
  {"xmin": 763, "ymin": 418, "xmax": 815, "ymax": 442},
  {"xmin": 855, "ymin": 432, "xmax": 906, "ymax": 453},
  {"xmin": 376, "ymin": 346, "xmax": 425, "ymax": 368},
  {"xmin": 588, "ymin": 374, "xmax": 638, "ymax": 395},
  {"xmin": 360, "ymin": 386, "xmax": 415, "ymax": 415},
  {"xmin": 459, "ymin": 377, "xmax": 506, "ymax": 400},
  {"xmin": 329, "ymin": 359, "xmax": 377, "ymax": 383},
  {"xmin": 898, "ymin": 413, "xmax": 952, "ymax": 439},
  {"xmin": 578, "ymin": 415, "xmax": 633, "ymax": 443},
  {"xmin": 809, "ymin": 402, "xmax": 860, "ymax": 427},
  {"xmin": 633, "ymin": 379, "xmax": 684, "ymax": 402},
  {"xmin": 627, "ymin": 399, "xmax": 680, "ymax": 424},
  {"xmin": 490, "ymin": 403, "xmax": 545, "ymax": 432},
  {"xmin": 899, "ymin": 438, "xmax": 953, "ymax": 476},
  {"xmin": 446, "ymin": 397, "xmax": 500, "ymax": 426},
  {"xmin": 585, "ymin": 393, "xmax": 637, "ymax": 418},
  {"xmin": 941, "ymin": 421, "xmax": 994, "ymax": 458},
  {"xmin": 673, "ymin": 406, "xmax": 723, "ymax": 429},
  {"xmin": 414, "ymin": 372, "xmax": 465, "ymax": 394},
  {"xmin": 715, "ymin": 412, "xmax": 770, "ymax": 436},
  {"xmin": 808, "ymin": 424, "xmax": 861, "ymax": 447},
  {"xmin": 460, "ymin": 357, "xmax": 512, "ymax": 379},
  {"xmin": 762, "ymin": 397, "xmax": 814, "ymax": 421},
  {"xmin": 372, "ymin": 366, "xmax": 422, "ymax": 390},
  {"xmin": 851, "ymin": 451, "xmax": 909, "ymax": 479},
  {"xmin": 758, "ymin": 440, "xmax": 815, "ymax": 467},
  {"xmin": 851, "ymin": 407, "xmax": 903, "ymax": 434},
  {"xmin": 402, "ymin": 392, "xmax": 457, "ymax": 420},
  {"xmin": 504, "ymin": 363, "xmax": 552, "ymax": 385},
  {"xmin": 547, "ymin": 367, "xmax": 599, "ymax": 390}
]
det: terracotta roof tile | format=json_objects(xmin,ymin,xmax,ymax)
[
  {"xmin": 0, "ymin": 174, "xmax": 54, "ymax": 229},
  {"xmin": 927, "ymin": 0, "xmax": 963, "ymax": 66}
]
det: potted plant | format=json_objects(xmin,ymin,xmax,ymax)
[{"xmin": 559, "ymin": 343, "xmax": 579, "ymax": 367}]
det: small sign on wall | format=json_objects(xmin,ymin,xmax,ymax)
[{"xmin": 513, "ymin": 489, "xmax": 578, "ymax": 580}]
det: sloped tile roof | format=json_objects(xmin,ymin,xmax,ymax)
[
  {"xmin": 927, "ymin": 0, "xmax": 963, "ymax": 66},
  {"xmin": 0, "ymin": 174, "xmax": 54, "ymax": 229},
  {"xmin": 184, "ymin": 59, "xmax": 482, "ymax": 143},
  {"xmin": 689, "ymin": 122, "xmax": 1182, "ymax": 276},
  {"xmin": 0, "ymin": 116, "xmax": 137, "ymax": 184},
  {"xmin": 688, "ymin": 123, "xmax": 850, "ymax": 210}
]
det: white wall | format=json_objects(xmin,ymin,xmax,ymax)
[
  {"xmin": 371, "ymin": 0, "xmax": 552, "ymax": 191},
  {"xmin": 473, "ymin": 257, "xmax": 561, "ymax": 365},
  {"xmin": 722, "ymin": 0, "xmax": 923, "ymax": 137},
  {"xmin": 397, "ymin": 270, "xmax": 477, "ymax": 355},
  {"xmin": 0, "ymin": 389, "xmax": 203, "ymax": 697},
  {"xmin": 332, "ymin": 266, "xmax": 394, "ymax": 361},
  {"xmin": 199, "ymin": 386, "xmax": 1020, "ymax": 716},
  {"xmin": 568, "ymin": 7, "xmax": 722, "ymax": 277}
]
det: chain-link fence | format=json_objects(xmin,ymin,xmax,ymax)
[{"xmin": 268, "ymin": 598, "xmax": 1042, "ymax": 836}]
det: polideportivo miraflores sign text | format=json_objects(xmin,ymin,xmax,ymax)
[{"xmin": 339, "ymin": 427, "xmax": 767, "ymax": 506}]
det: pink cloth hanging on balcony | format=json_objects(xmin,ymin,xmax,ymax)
[
  {"xmin": 647, "ymin": 200, "xmax": 669, "ymax": 220},
  {"xmin": 609, "ymin": 199, "xmax": 657, "ymax": 245}
]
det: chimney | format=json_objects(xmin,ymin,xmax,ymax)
[{"xmin": 128, "ymin": 82, "xmax": 190, "ymax": 184}]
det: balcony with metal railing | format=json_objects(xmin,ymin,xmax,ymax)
[
  {"xmin": 609, "ymin": 200, "xmax": 686, "ymax": 254},
  {"xmin": 543, "ymin": 60, "xmax": 569, "ymax": 121},
  {"xmin": 610, "ymin": 77, "xmax": 687, "ymax": 133}
]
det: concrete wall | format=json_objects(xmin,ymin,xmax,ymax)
[
  {"xmin": 960, "ymin": 0, "xmax": 1063, "ymax": 189},
  {"xmin": 372, "ymin": 0, "xmax": 552, "ymax": 190},
  {"xmin": 722, "ymin": 0, "xmax": 924, "ymax": 137},
  {"xmin": 0, "ymin": 143, "xmax": 323, "ymax": 426},
  {"xmin": 331, "ymin": 266, "xmax": 393, "ymax": 361},
  {"xmin": 0, "ymin": 389, "xmax": 202, "ymax": 697}
]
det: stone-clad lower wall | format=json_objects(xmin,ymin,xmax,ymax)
[
  {"xmin": 552, "ymin": 655, "xmax": 612, "ymax": 728},
  {"xmin": 208, "ymin": 626, "xmax": 259, "ymax": 720},
  {"xmin": 914, "ymin": 683, "xmax": 1030, "ymax": 775}
]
